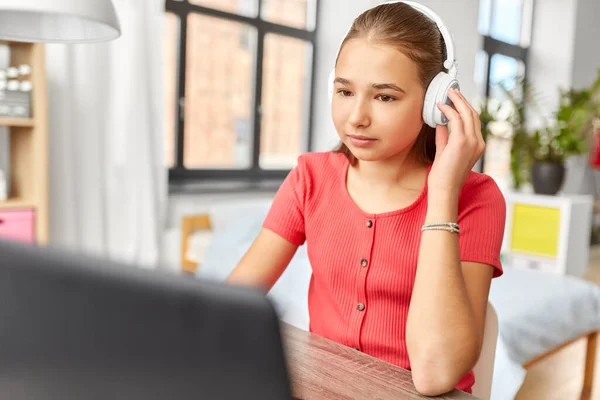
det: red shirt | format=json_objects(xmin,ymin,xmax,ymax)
[{"xmin": 263, "ymin": 151, "xmax": 505, "ymax": 393}]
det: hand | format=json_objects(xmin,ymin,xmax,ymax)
[{"xmin": 427, "ymin": 88, "xmax": 485, "ymax": 197}]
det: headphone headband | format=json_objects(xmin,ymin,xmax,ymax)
[
  {"xmin": 385, "ymin": 1, "xmax": 457, "ymax": 76},
  {"xmin": 335, "ymin": 1, "xmax": 458, "ymax": 78},
  {"xmin": 329, "ymin": 1, "xmax": 460, "ymax": 128}
]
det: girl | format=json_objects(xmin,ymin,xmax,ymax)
[{"xmin": 226, "ymin": 1, "xmax": 505, "ymax": 396}]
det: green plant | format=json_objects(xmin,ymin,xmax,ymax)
[
  {"xmin": 497, "ymin": 77, "xmax": 536, "ymax": 189},
  {"xmin": 529, "ymin": 75, "xmax": 600, "ymax": 162},
  {"xmin": 479, "ymin": 98, "xmax": 496, "ymax": 143},
  {"xmin": 551, "ymin": 70, "xmax": 600, "ymax": 156},
  {"xmin": 495, "ymin": 68, "xmax": 600, "ymax": 189}
]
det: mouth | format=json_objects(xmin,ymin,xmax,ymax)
[
  {"xmin": 347, "ymin": 134, "xmax": 377, "ymax": 148},
  {"xmin": 347, "ymin": 134, "xmax": 376, "ymax": 141}
]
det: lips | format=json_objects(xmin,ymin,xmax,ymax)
[
  {"xmin": 348, "ymin": 134, "xmax": 376, "ymax": 141},
  {"xmin": 347, "ymin": 134, "xmax": 377, "ymax": 148}
]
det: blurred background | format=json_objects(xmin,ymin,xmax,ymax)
[{"xmin": 1, "ymin": 0, "xmax": 600, "ymax": 399}]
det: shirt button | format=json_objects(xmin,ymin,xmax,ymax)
[
  {"xmin": 366, "ymin": 219, "xmax": 373, "ymax": 228},
  {"xmin": 360, "ymin": 259, "xmax": 368, "ymax": 267},
  {"xmin": 357, "ymin": 303, "xmax": 365, "ymax": 311}
]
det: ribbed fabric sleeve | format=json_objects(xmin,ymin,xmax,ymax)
[
  {"xmin": 263, "ymin": 156, "xmax": 307, "ymax": 246},
  {"xmin": 458, "ymin": 175, "xmax": 506, "ymax": 278},
  {"xmin": 262, "ymin": 151, "xmax": 506, "ymax": 394}
]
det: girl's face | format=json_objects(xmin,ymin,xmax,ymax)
[{"xmin": 332, "ymin": 38, "xmax": 426, "ymax": 163}]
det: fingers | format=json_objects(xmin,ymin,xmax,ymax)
[
  {"xmin": 452, "ymin": 89, "xmax": 486, "ymax": 152},
  {"xmin": 454, "ymin": 88, "xmax": 480, "ymax": 118},
  {"xmin": 447, "ymin": 88, "xmax": 476, "ymax": 138},
  {"xmin": 450, "ymin": 89, "xmax": 484, "ymax": 136},
  {"xmin": 437, "ymin": 102, "xmax": 463, "ymax": 136},
  {"xmin": 434, "ymin": 124, "xmax": 449, "ymax": 161},
  {"xmin": 438, "ymin": 89, "xmax": 486, "ymax": 159}
]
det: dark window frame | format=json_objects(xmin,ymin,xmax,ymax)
[
  {"xmin": 481, "ymin": 35, "xmax": 529, "ymax": 99},
  {"xmin": 165, "ymin": 0, "xmax": 320, "ymax": 189}
]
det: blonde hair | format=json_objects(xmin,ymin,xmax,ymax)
[{"xmin": 333, "ymin": 2, "xmax": 447, "ymax": 165}]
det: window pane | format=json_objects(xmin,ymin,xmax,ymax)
[
  {"xmin": 478, "ymin": 0, "xmax": 492, "ymax": 35},
  {"xmin": 185, "ymin": 14, "xmax": 256, "ymax": 169},
  {"xmin": 261, "ymin": 0, "xmax": 317, "ymax": 30},
  {"xmin": 260, "ymin": 34, "xmax": 312, "ymax": 169},
  {"xmin": 189, "ymin": 0, "xmax": 259, "ymax": 18},
  {"xmin": 488, "ymin": 54, "xmax": 524, "ymax": 101},
  {"xmin": 164, "ymin": 13, "xmax": 179, "ymax": 168},
  {"xmin": 490, "ymin": 0, "xmax": 523, "ymax": 45}
]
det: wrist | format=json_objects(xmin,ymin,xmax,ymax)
[
  {"xmin": 426, "ymin": 190, "xmax": 459, "ymax": 222},
  {"xmin": 427, "ymin": 185, "xmax": 460, "ymax": 199}
]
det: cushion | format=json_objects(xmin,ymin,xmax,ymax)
[
  {"xmin": 489, "ymin": 266, "xmax": 600, "ymax": 364},
  {"xmin": 208, "ymin": 199, "xmax": 273, "ymax": 233},
  {"xmin": 488, "ymin": 265, "xmax": 600, "ymax": 399}
]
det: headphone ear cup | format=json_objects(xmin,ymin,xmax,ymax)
[
  {"xmin": 328, "ymin": 68, "xmax": 336, "ymax": 103},
  {"xmin": 422, "ymin": 72, "xmax": 460, "ymax": 128}
]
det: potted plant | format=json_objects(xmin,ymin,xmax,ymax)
[
  {"xmin": 529, "ymin": 70, "xmax": 600, "ymax": 194},
  {"xmin": 496, "ymin": 69, "xmax": 600, "ymax": 194}
]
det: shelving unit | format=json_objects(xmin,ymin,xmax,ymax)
[
  {"xmin": 0, "ymin": 42, "xmax": 48, "ymax": 245},
  {"xmin": 0, "ymin": 117, "xmax": 34, "ymax": 127}
]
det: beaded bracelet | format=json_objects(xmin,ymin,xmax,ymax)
[{"xmin": 421, "ymin": 222, "xmax": 460, "ymax": 234}]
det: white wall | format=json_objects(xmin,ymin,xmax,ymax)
[
  {"xmin": 571, "ymin": 0, "xmax": 600, "ymax": 90},
  {"xmin": 526, "ymin": 0, "xmax": 578, "ymax": 129}
]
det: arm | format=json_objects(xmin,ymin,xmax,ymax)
[
  {"xmin": 227, "ymin": 156, "xmax": 308, "ymax": 292},
  {"xmin": 226, "ymin": 228, "xmax": 299, "ymax": 292},
  {"xmin": 407, "ymin": 87, "xmax": 503, "ymax": 396},
  {"xmin": 406, "ymin": 191, "xmax": 494, "ymax": 396}
]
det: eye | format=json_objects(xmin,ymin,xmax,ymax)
[
  {"xmin": 337, "ymin": 89, "xmax": 352, "ymax": 97},
  {"xmin": 376, "ymin": 95, "xmax": 396, "ymax": 103}
]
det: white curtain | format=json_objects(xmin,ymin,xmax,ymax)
[{"xmin": 47, "ymin": 0, "xmax": 167, "ymax": 268}]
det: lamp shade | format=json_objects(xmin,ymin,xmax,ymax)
[{"xmin": 0, "ymin": 0, "xmax": 120, "ymax": 43}]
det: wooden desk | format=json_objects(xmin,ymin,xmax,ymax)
[{"xmin": 282, "ymin": 323, "xmax": 478, "ymax": 400}]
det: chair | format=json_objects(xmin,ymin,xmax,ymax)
[{"xmin": 472, "ymin": 302, "xmax": 499, "ymax": 400}]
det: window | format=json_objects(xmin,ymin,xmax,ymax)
[
  {"xmin": 477, "ymin": 0, "xmax": 534, "ymax": 181},
  {"xmin": 488, "ymin": 53, "xmax": 526, "ymax": 100},
  {"xmin": 165, "ymin": 0, "xmax": 319, "ymax": 186},
  {"xmin": 477, "ymin": 0, "xmax": 534, "ymax": 99}
]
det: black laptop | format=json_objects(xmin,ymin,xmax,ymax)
[{"xmin": 0, "ymin": 239, "xmax": 292, "ymax": 400}]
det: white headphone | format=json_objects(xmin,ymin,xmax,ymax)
[{"xmin": 327, "ymin": 0, "xmax": 459, "ymax": 128}]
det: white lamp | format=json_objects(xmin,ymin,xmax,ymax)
[{"xmin": 0, "ymin": 0, "xmax": 120, "ymax": 43}]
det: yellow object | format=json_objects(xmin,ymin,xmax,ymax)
[{"xmin": 510, "ymin": 204, "xmax": 560, "ymax": 257}]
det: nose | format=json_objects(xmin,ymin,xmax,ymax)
[{"xmin": 347, "ymin": 96, "xmax": 371, "ymax": 128}]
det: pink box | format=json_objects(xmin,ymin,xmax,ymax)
[{"xmin": 0, "ymin": 209, "xmax": 35, "ymax": 243}]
